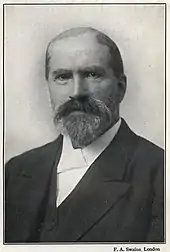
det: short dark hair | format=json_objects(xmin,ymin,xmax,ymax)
[{"xmin": 45, "ymin": 27, "xmax": 124, "ymax": 80}]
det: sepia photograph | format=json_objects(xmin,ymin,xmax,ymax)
[{"xmin": 4, "ymin": 3, "xmax": 165, "ymax": 244}]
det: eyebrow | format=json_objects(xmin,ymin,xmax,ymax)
[
  {"xmin": 79, "ymin": 66, "xmax": 106, "ymax": 75},
  {"xmin": 52, "ymin": 66, "xmax": 106, "ymax": 76},
  {"xmin": 52, "ymin": 69, "xmax": 72, "ymax": 76}
]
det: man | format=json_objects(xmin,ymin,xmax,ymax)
[{"xmin": 5, "ymin": 27, "xmax": 164, "ymax": 243}]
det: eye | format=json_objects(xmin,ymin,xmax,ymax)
[
  {"xmin": 85, "ymin": 71, "xmax": 102, "ymax": 79},
  {"xmin": 54, "ymin": 73, "xmax": 72, "ymax": 82}
]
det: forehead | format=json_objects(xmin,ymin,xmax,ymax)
[{"xmin": 48, "ymin": 32, "xmax": 111, "ymax": 70}]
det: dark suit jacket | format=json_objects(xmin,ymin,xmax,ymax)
[{"xmin": 5, "ymin": 119, "xmax": 164, "ymax": 243}]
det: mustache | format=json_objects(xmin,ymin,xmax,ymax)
[{"xmin": 55, "ymin": 95, "xmax": 111, "ymax": 121}]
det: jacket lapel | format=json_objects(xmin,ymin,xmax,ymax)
[{"xmin": 54, "ymin": 119, "xmax": 139, "ymax": 241}]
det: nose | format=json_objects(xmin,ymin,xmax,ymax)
[{"xmin": 73, "ymin": 74, "xmax": 88, "ymax": 96}]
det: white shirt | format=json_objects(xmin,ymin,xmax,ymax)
[{"xmin": 56, "ymin": 119, "xmax": 121, "ymax": 207}]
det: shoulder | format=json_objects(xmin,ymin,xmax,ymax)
[
  {"xmin": 5, "ymin": 136, "xmax": 62, "ymax": 176},
  {"xmin": 128, "ymin": 129, "xmax": 164, "ymax": 182},
  {"xmin": 134, "ymin": 133, "xmax": 164, "ymax": 164},
  {"xmin": 121, "ymin": 118, "xmax": 164, "ymax": 161},
  {"xmin": 119, "ymin": 119, "xmax": 164, "ymax": 172},
  {"xmin": 119, "ymin": 120, "xmax": 164, "ymax": 183}
]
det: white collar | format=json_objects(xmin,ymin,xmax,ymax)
[{"xmin": 57, "ymin": 118, "xmax": 121, "ymax": 173}]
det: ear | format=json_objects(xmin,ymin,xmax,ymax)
[{"xmin": 117, "ymin": 74, "xmax": 127, "ymax": 103}]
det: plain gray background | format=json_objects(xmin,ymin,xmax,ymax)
[{"xmin": 4, "ymin": 4, "xmax": 165, "ymax": 162}]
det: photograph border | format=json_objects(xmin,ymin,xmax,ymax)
[{"xmin": 2, "ymin": 2, "xmax": 167, "ymax": 245}]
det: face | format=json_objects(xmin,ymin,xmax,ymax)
[{"xmin": 47, "ymin": 32, "xmax": 125, "ymax": 148}]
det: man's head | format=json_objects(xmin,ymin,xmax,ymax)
[{"xmin": 45, "ymin": 27, "xmax": 126, "ymax": 148}]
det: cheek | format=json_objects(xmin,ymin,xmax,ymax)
[
  {"xmin": 91, "ymin": 81, "xmax": 117, "ymax": 103},
  {"xmin": 48, "ymin": 82, "xmax": 71, "ymax": 107}
]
